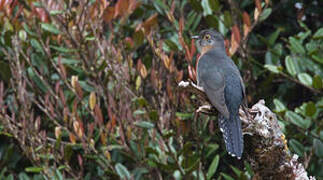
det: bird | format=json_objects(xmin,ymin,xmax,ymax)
[{"xmin": 192, "ymin": 29, "xmax": 246, "ymax": 159}]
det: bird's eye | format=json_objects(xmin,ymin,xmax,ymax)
[{"xmin": 204, "ymin": 34, "xmax": 211, "ymax": 40}]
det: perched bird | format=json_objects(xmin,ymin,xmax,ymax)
[{"xmin": 192, "ymin": 29, "xmax": 246, "ymax": 159}]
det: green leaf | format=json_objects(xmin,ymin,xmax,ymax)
[
  {"xmin": 63, "ymin": 145, "xmax": 73, "ymax": 162},
  {"xmin": 25, "ymin": 167, "xmax": 43, "ymax": 173},
  {"xmin": 32, "ymin": 2, "xmax": 42, "ymax": 7},
  {"xmin": 115, "ymin": 163, "xmax": 131, "ymax": 179},
  {"xmin": 230, "ymin": 165, "xmax": 242, "ymax": 177},
  {"xmin": 50, "ymin": 10, "xmax": 64, "ymax": 15},
  {"xmin": 153, "ymin": 0, "xmax": 168, "ymax": 15},
  {"xmin": 207, "ymin": 155, "xmax": 219, "ymax": 180},
  {"xmin": 176, "ymin": 112, "xmax": 193, "ymax": 120},
  {"xmin": 165, "ymin": 39, "xmax": 179, "ymax": 51},
  {"xmin": 313, "ymin": 75, "xmax": 323, "ymax": 89},
  {"xmin": 19, "ymin": 30, "xmax": 27, "ymax": 41},
  {"xmin": 27, "ymin": 67, "xmax": 48, "ymax": 92},
  {"xmin": 285, "ymin": 56, "xmax": 298, "ymax": 76},
  {"xmin": 136, "ymin": 76, "xmax": 141, "ymax": 90},
  {"xmin": 50, "ymin": 45, "xmax": 76, "ymax": 53},
  {"xmin": 259, "ymin": 8, "xmax": 272, "ymax": 22},
  {"xmin": 268, "ymin": 29, "xmax": 280, "ymax": 46},
  {"xmin": 134, "ymin": 121, "xmax": 154, "ymax": 129},
  {"xmin": 221, "ymin": 173, "xmax": 235, "ymax": 180},
  {"xmin": 208, "ymin": 0, "xmax": 221, "ymax": 12},
  {"xmin": 53, "ymin": 57, "xmax": 80, "ymax": 65},
  {"xmin": 0, "ymin": 167, "xmax": 7, "ymax": 178},
  {"xmin": 285, "ymin": 111, "xmax": 310, "ymax": 129},
  {"xmin": 206, "ymin": 144, "xmax": 219, "ymax": 158},
  {"xmin": 133, "ymin": 30, "xmax": 144, "ymax": 47},
  {"xmin": 149, "ymin": 110, "xmax": 158, "ymax": 122},
  {"xmin": 6, "ymin": 174, "xmax": 14, "ymax": 180},
  {"xmin": 244, "ymin": 161, "xmax": 254, "ymax": 177},
  {"xmin": 289, "ymin": 139, "xmax": 305, "ymax": 157},
  {"xmin": 0, "ymin": 61, "xmax": 11, "ymax": 83},
  {"xmin": 311, "ymin": 55, "xmax": 323, "ymax": 65},
  {"xmin": 313, "ymin": 28, "xmax": 323, "ymax": 39},
  {"xmin": 201, "ymin": 0, "xmax": 212, "ymax": 16},
  {"xmin": 30, "ymin": 39, "xmax": 45, "ymax": 55},
  {"xmin": 18, "ymin": 172, "xmax": 30, "ymax": 180},
  {"xmin": 264, "ymin": 64, "xmax": 280, "ymax": 74},
  {"xmin": 313, "ymin": 139, "xmax": 323, "ymax": 158},
  {"xmin": 223, "ymin": 11, "xmax": 232, "ymax": 28},
  {"xmin": 297, "ymin": 73, "xmax": 313, "ymax": 87},
  {"xmin": 78, "ymin": 81, "xmax": 95, "ymax": 92},
  {"xmin": 55, "ymin": 169, "xmax": 64, "ymax": 180},
  {"xmin": 305, "ymin": 102, "xmax": 316, "ymax": 117},
  {"xmin": 205, "ymin": 15, "xmax": 218, "ymax": 28},
  {"xmin": 189, "ymin": 0, "xmax": 203, "ymax": 12},
  {"xmin": 41, "ymin": 23, "xmax": 60, "ymax": 34},
  {"xmin": 273, "ymin": 99, "xmax": 286, "ymax": 113},
  {"xmin": 133, "ymin": 168, "xmax": 149, "ymax": 180},
  {"xmin": 289, "ymin": 37, "xmax": 305, "ymax": 54},
  {"xmin": 133, "ymin": 109, "xmax": 146, "ymax": 116},
  {"xmin": 23, "ymin": 23, "xmax": 37, "ymax": 36}
]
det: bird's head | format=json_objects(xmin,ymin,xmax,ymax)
[{"xmin": 192, "ymin": 29, "xmax": 225, "ymax": 54}]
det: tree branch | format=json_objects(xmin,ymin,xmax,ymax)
[{"xmin": 178, "ymin": 80, "xmax": 316, "ymax": 180}]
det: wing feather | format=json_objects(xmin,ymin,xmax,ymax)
[{"xmin": 198, "ymin": 64, "xmax": 230, "ymax": 119}]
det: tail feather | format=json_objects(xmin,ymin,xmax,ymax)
[{"xmin": 218, "ymin": 114, "xmax": 243, "ymax": 158}]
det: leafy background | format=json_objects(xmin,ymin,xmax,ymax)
[{"xmin": 0, "ymin": 0, "xmax": 322, "ymax": 179}]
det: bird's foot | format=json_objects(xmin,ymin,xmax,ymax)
[
  {"xmin": 178, "ymin": 80, "xmax": 204, "ymax": 92},
  {"xmin": 196, "ymin": 105, "xmax": 212, "ymax": 113}
]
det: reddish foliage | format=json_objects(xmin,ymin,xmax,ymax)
[
  {"xmin": 254, "ymin": 0, "xmax": 262, "ymax": 13},
  {"xmin": 94, "ymin": 104, "xmax": 103, "ymax": 125}
]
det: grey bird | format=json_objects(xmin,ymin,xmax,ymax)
[{"xmin": 192, "ymin": 29, "xmax": 246, "ymax": 159}]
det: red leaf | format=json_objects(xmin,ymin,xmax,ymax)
[
  {"xmin": 58, "ymin": 56, "xmax": 66, "ymax": 80},
  {"xmin": 78, "ymin": 154, "xmax": 83, "ymax": 168},
  {"xmin": 88, "ymin": 122, "xmax": 95, "ymax": 138},
  {"xmin": 178, "ymin": 17, "xmax": 192, "ymax": 63},
  {"xmin": 124, "ymin": 37, "xmax": 134, "ymax": 48},
  {"xmin": 242, "ymin": 12, "xmax": 251, "ymax": 27},
  {"xmin": 115, "ymin": 0, "xmax": 130, "ymax": 17},
  {"xmin": 142, "ymin": 13, "xmax": 158, "ymax": 35},
  {"xmin": 103, "ymin": 6, "xmax": 115, "ymax": 23},
  {"xmin": 150, "ymin": 68, "xmax": 158, "ymax": 89},
  {"xmin": 35, "ymin": 116, "xmax": 41, "ymax": 131},
  {"xmin": 0, "ymin": 81, "xmax": 3, "ymax": 107},
  {"xmin": 232, "ymin": 25, "xmax": 241, "ymax": 44},
  {"xmin": 63, "ymin": 106, "xmax": 69, "ymax": 123},
  {"xmin": 55, "ymin": 81, "xmax": 60, "ymax": 95},
  {"xmin": 243, "ymin": 12, "xmax": 251, "ymax": 37},
  {"xmin": 35, "ymin": 7, "xmax": 49, "ymax": 22},
  {"xmin": 59, "ymin": 89, "xmax": 66, "ymax": 106},
  {"xmin": 136, "ymin": 59, "xmax": 143, "ymax": 72},
  {"xmin": 254, "ymin": 0, "xmax": 262, "ymax": 13},
  {"xmin": 73, "ymin": 99, "xmax": 78, "ymax": 115},
  {"xmin": 176, "ymin": 70, "xmax": 183, "ymax": 83},
  {"xmin": 188, "ymin": 65, "xmax": 196, "ymax": 82},
  {"xmin": 229, "ymin": 25, "xmax": 241, "ymax": 56},
  {"xmin": 190, "ymin": 39, "xmax": 196, "ymax": 59},
  {"xmin": 166, "ymin": 78, "xmax": 173, "ymax": 101},
  {"xmin": 224, "ymin": 39, "xmax": 230, "ymax": 55},
  {"xmin": 94, "ymin": 104, "xmax": 103, "ymax": 125},
  {"xmin": 74, "ymin": 81, "xmax": 83, "ymax": 99}
]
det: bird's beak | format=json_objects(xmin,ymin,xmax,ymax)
[{"xmin": 191, "ymin": 35, "xmax": 199, "ymax": 39}]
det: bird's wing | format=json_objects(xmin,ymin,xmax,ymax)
[
  {"xmin": 239, "ymin": 76, "xmax": 247, "ymax": 106},
  {"xmin": 199, "ymin": 65, "xmax": 230, "ymax": 119}
]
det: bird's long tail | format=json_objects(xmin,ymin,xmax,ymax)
[{"xmin": 218, "ymin": 113, "xmax": 243, "ymax": 159}]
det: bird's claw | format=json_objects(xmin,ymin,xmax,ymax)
[{"xmin": 196, "ymin": 105, "xmax": 212, "ymax": 113}]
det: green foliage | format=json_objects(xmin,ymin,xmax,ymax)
[{"xmin": 0, "ymin": 0, "xmax": 322, "ymax": 179}]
